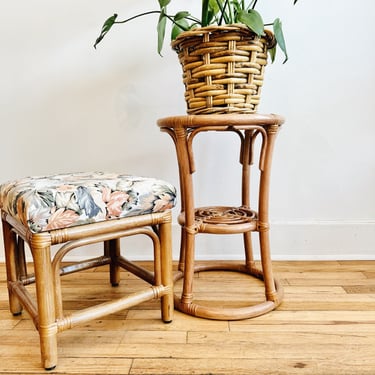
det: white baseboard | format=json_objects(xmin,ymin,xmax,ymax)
[{"xmin": 0, "ymin": 220, "xmax": 374, "ymax": 262}]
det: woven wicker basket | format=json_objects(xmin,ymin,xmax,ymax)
[{"xmin": 172, "ymin": 24, "xmax": 275, "ymax": 115}]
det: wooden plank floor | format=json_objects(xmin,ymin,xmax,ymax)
[{"xmin": 1, "ymin": 261, "xmax": 375, "ymax": 374}]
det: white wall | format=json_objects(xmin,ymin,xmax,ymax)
[{"xmin": 0, "ymin": 0, "xmax": 374, "ymax": 261}]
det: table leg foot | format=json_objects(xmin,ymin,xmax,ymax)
[{"xmin": 173, "ymin": 262, "xmax": 283, "ymax": 320}]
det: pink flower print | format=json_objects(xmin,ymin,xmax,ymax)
[
  {"xmin": 45, "ymin": 208, "xmax": 79, "ymax": 231},
  {"xmin": 106, "ymin": 191, "xmax": 129, "ymax": 218},
  {"xmin": 153, "ymin": 193, "xmax": 175, "ymax": 212},
  {"xmin": 101, "ymin": 187, "xmax": 112, "ymax": 203}
]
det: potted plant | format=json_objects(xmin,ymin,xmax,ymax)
[{"xmin": 94, "ymin": 0, "xmax": 298, "ymax": 114}]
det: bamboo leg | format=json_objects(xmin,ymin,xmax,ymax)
[
  {"xmin": 259, "ymin": 230, "xmax": 278, "ymax": 302},
  {"xmin": 243, "ymin": 232, "xmax": 255, "ymax": 268},
  {"xmin": 178, "ymin": 162, "xmax": 187, "ymax": 273},
  {"xmin": 175, "ymin": 126, "xmax": 196, "ymax": 310},
  {"xmin": 2, "ymin": 217, "xmax": 23, "ymax": 315},
  {"xmin": 178, "ymin": 228, "xmax": 186, "ymax": 272},
  {"xmin": 159, "ymin": 215, "xmax": 173, "ymax": 323},
  {"xmin": 105, "ymin": 239, "xmax": 121, "ymax": 286},
  {"xmin": 258, "ymin": 124, "xmax": 280, "ymax": 302},
  {"xmin": 53, "ymin": 258, "xmax": 64, "ymax": 320},
  {"xmin": 179, "ymin": 230, "xmax": 195, "ymax": 308},
  {"xmin": 31, "ymin": 233, "xmax": 58, "ymax": 371},
  {"xmin": 241, "ymin": 130, "xmax": 256, "ymax": 269},
  {"xmin": 16, "ymin": 237, "xmax": 27, "ymax": 280}
]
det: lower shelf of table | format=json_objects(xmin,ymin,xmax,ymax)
[
  {"xmin": 178, "ymin": 206, "xmax": 259, "ymax": 234},
  {"xmin": 173, "ymin": 262, "xmax": 283, "ymax": 321}
]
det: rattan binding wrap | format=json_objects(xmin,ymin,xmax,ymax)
[{"xmin": 172, "ymin": 25, "xmax": 275, "ymax": 115}]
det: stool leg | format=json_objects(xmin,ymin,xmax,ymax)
[
  {"xmin": 104, "ymin": 239, "xmax": 121, "ymax": 286},
  {"xmin": 31, "ymin": 233, "xmax": 58, "ymax": 371},
  {"xmin": 2, "ymin": 218, "xmax": 23, "ymax": 315},
  {"xmin": 16, "ymin": 237, "xmax": 28, "ymax": 280},
  {"xmin": 159, "ymin": 218, "xmax": 173, "ymax": 323}
]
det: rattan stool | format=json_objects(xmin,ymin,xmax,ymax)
[{"xmin": 0, "ymin": 171, "xmax": 176, "ymax": 370}]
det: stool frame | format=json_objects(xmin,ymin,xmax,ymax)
[{"xmin": 2, "ymin": 210, "xmax": 173, "ymax": 370}]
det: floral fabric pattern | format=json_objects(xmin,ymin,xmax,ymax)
[{"xmin": 0, "ymin": 172, "xmax": 176, "ymax": 233}]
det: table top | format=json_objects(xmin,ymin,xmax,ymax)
[{"xmin": 157, "ymin": 113, "xmax": 285, "ymax": 129}]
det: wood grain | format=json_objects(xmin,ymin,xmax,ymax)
[{"xmin": 1, "ymin": 261, "xmax": 374, "ymax": 374}]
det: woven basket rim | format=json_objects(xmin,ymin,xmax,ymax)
[{"xmin": 172, "ymin": 24, "xmax": 275, "ymax": 50}]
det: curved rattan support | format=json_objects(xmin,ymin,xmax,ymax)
[
  {"xmin": 51, "ymin": 226, "xmax": 162, "ymax": 319},
  {"xmin": 173, "ymin": 262, "xmax": 283, "ymax": 320},
  {"xmin": 186, "ymin": 124, "xmax": 267, "ymax": 174}
]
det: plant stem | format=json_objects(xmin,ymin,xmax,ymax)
[
  {"xmin": 219, "ymin": 0, "xmax": 230, "ymax": 25},
  {"xmin": 114, "ymin": 10, "xmax": 161, "ymax": 24},
  {"xmin": 114, "ymin": 10, "xmax": 200, "ymax": 30}
]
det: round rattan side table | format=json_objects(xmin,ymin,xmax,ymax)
[{"xmin": 158, "ymin": 114, "xmax": 284, "ymax": 320}]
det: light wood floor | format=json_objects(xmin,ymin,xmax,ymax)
[{"xmin": 1, "ymin": 261, "xmax": 375, "ymax": 375}]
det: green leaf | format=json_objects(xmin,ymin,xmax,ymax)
[
  {"xmin": 157, "ymin": 10, "xmax": 167, "ymax": 55},
  {"xmin": 174, "ymin": 11, "xmax": 190, "ymax": 21},
  {"xmin": 209, "ymin": 0, "xmax": 222, "ymax": 17},
  {"xmin": 93, "ymin": 14, "xmax": 118, "ymax": 48},
  {"xmin": 273, "ymin": 18, "xmax": 288, "ymax": 63},
  {"xmin": 171, "ymin": 18, "xmax": 190, "ymax": 40},
  {"xmin": 237, "ymin": 9, "xmax": 264, "ymax": 36},
  {"xmin": 268, "ymin": 46, "xmax": 276, "ymax": 63},
  {"xmin": 158, "ymin": 0, "xmax": 171, "ymax": 8}
]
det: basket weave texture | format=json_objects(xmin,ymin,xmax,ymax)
[{"xmin": 172, "ymin": 25, "xmax": 275, "ymax": 115}]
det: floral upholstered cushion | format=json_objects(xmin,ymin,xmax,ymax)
[{"xmin": 0, "ymin": 172, "xmax": 176, "ymax": 233}]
